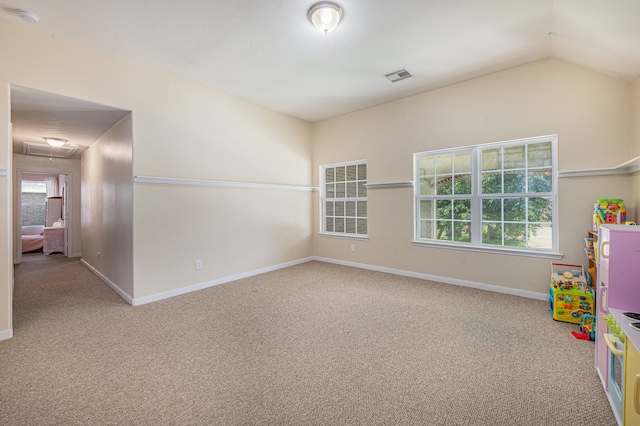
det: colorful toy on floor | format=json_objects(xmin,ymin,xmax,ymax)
[
  {"xmin": 549, "ymin": 263, "xmax": 594, "ymax": 324},
  {"xmin": 572, "ymin": 313, "xmax": 596, "ymax": 340}
]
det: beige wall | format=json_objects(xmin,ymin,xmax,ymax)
[
  {"xmin": 0, "ymin": 19, "xmax": 313, "ymax": 337},
  {"xmin": 312, "ymin": 59, "xmax": 634, "ymax": 296},
  {"xmin": 12, "ymin": 154, "xmax": 82, "ymax": 259},
  {"xmin": 82, "ymin": 114, "xmax": 133, "ymax": 298},
  {"xmin": 128, "ymin": 69, "xmax": 313, "ymax": 300}
]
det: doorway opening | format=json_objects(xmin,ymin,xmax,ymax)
[{"xmin": 16, "ymin": 170, "xmax": 71, "ymax": 264}]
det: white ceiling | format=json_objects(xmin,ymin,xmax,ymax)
[
  {"xmin": 11, "ymin": 85, "xmax": 129, "ymax": 158},
  {"xmin": 5, "ymin": 0, "xmax": 640, "ymax": 157}
]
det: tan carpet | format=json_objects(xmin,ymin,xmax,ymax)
[{"xmin": 1, "ymin": 255, "xmax": 616, "ymax": 425}]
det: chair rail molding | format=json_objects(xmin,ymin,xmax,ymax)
[
  {"xmin": 558, "ymin": 156, "xmax": 640, "ymax": 178},
  {"xmin": 365, "ymin": 181, "xmax": 413, "ymax": 189},
  {"xmin": 133, "ymin": 175, "xmax": 318, "ymax": 192}
]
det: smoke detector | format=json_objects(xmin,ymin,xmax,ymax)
[
  {"xmin": 385, "ymin": 68, "xmax": 412, "ymax": 83},
  {"xmin": 16, "ymin": 9, "xmax": 40, "ymax": 24}
]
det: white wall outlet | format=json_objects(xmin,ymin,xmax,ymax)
[
  {"xmin": 195, "ymin": 260, "xmax": 202, "ymax": 270},
  {"xmin": 351, "ymin": 244, "xmax": 355, "ymax": 252}
]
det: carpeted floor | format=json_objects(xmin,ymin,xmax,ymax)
[{"xmin": 1, "ymin": 254, "xmax": 616, "ymax": 425}]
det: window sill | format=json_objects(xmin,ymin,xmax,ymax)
[
  {"xmin": 319, "ymin": 233, "xmax": 369, "ymax": 241},
  {"xmin": 411, "ymin": 240, "xmax": 563, "ymax": 259}
]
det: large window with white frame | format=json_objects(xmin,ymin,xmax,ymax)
[
  {"xmin": 414, "ymin": 135, "xmax": 557, "ymax": 255},
  {"xmin": 321, "ymin": 161, "xmax": 367, "ymax": 238}
]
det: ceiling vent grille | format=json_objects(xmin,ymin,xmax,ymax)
[
  {"xmin": 385, "ymin": 68, "xmax": 412, "ymax": 83},
  {"xmin": 23, "ymin": 142, "xmax": 78, "ymax": 159}
]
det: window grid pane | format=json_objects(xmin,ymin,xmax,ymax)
[
  {"xmin": 357, "ymin": 219, "xmax": 367, "ymax": 235},
  {"xmin": 454, "ymin": 221, "xmax": 471, "ymax": 242},
  {"xmin": 358, "ymin": 164, "xmax": 367, "ymax": 180}
]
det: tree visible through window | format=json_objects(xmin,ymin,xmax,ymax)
[
  {"xmin": 321, "ymin": 161, "xmax": 367, "ymax": 237},
  {"xmin": 415, "ymin": 136, "xmax": 556, "ymax": 253}
]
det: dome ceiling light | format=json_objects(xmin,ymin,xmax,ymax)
[
  {"xmin": 44, "ymin": 137, "xmax": 68, "ymax": 148},
  {"xmin": 308, "ymin": 2, "xmax": 343, "ymax": 34}
]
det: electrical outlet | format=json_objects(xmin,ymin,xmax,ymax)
[
  {"xmin": 195, "ymin": 260, "xmax": 202, "ymax": 270},
  {"xmin": 96, "ymin": 251, "xmax": 101, "ymax": 258},
  {"xmin": 351, "ymin": 244, "xmax": 355, "ymax": 252}
]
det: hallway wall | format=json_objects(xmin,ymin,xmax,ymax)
[{"xmin": 81, "ymin": 114, "xmax": 133, "ymax": 299}]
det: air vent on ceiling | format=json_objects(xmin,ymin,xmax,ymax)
[
  {"xmin": 23, "ymin": 142, "xmax": 78, "ymax": 159},
  {"xmin": 385, "ymin": 68, "xmax": 412, "ymax": 83}
]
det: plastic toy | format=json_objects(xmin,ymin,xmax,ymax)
[
  {"xmin": 549, "ymin": 263, "xmax": 594, "ymax": 324},
  {"xmin": 593, "ymin": 198, "xmax": 626, "ymax": 231},
  {"xmin": 571, "ymin": 313, "xmax": 596, "ymax": 340}
]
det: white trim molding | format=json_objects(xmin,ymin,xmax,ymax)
[
  {"xmin": 313, "ymin": 256, "xmax": 548, "ymax": 301},
  {"xmin": 318, "ymin": 233, "xmax": 369, "ymax": 241},
  {"xmin": 134, "ymin": 175, "xmax": 318, "ymax": 192},
  {"xmin": 82, "ymin": 253, "xmax": 547, "ymax": 308},
  {"xmin": 411, "ymin": 240, "xmax": 563, "ymax": 259},
  {"xmin": 132, "ymin": 257, "xmax": 314, "ymax": 306},
  {"xmin": 365, "ymin": 181, "xmax": 413, "ymax": 189},
  {"xmin": 81, "ymin": 259, "xmax": 134, "ymax": 305},
  {"xmin": 558, "ymin": 156, "xmax": 640, "ymax": 178},
  {"xmin": 0, "ymin": 329, "xmax": 13, "ymax": 341}
]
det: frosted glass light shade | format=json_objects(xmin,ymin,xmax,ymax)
[
  {"xmin": 308, "ymin": 2, "xmax": 343, "ymax": 34},
  {"xmin": 44, "ymin": 137, "xmax": 67, "ymax": 148}
]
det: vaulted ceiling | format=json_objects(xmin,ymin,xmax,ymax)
[{"xmin": 5, "ymin": 0, "xmax": 640, "ymax": 156}]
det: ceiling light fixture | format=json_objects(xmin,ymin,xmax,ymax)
[
  {"xmin": 16, "ymin": 9, "xmax": 40, "ymax": 24},
  {"xmin": 308, "ymin": 2, "xmax": 343, "ymax": 34},
  {"xmin": 44, "ymin": 137, "xmax": 68, "ymax": 148}
]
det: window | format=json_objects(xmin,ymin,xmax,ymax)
[
  {"xmin": 321, "ymin": 161, "xmax": 367, "ymax": 238},
  {"xmin": 415, "ymin": 136, "xmax": 557, "ymax": 255},
  {"xmin": 21, "ymin": 180, "xmax": 47, "ymax": 226}
]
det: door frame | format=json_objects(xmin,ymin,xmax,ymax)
[{"xmin": 15, "ymin": 169, "xmax": 73, "ymax": 263}]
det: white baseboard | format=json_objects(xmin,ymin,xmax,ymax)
[
  {"xmin": 80, "ymin": 259, "xmax": 134, "ymax": 305},
  {"xmin": 81, "ymin": 255, "xmax": 545, "ymax": 307},
  {"xmin": 0, "ymin": 329, "xmax": 13, "ymax": 341},
  {"xmin": 132, "ymin": 257, "xmax": 315, "ymax": 306},
  {"xmin": 313, "ymin": 256, "xmax": 548, "ymax": 301}
]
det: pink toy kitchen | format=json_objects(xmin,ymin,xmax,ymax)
[{"xmin": 595, "ymin": 224, "xmax": 640, "ymax": 425}]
